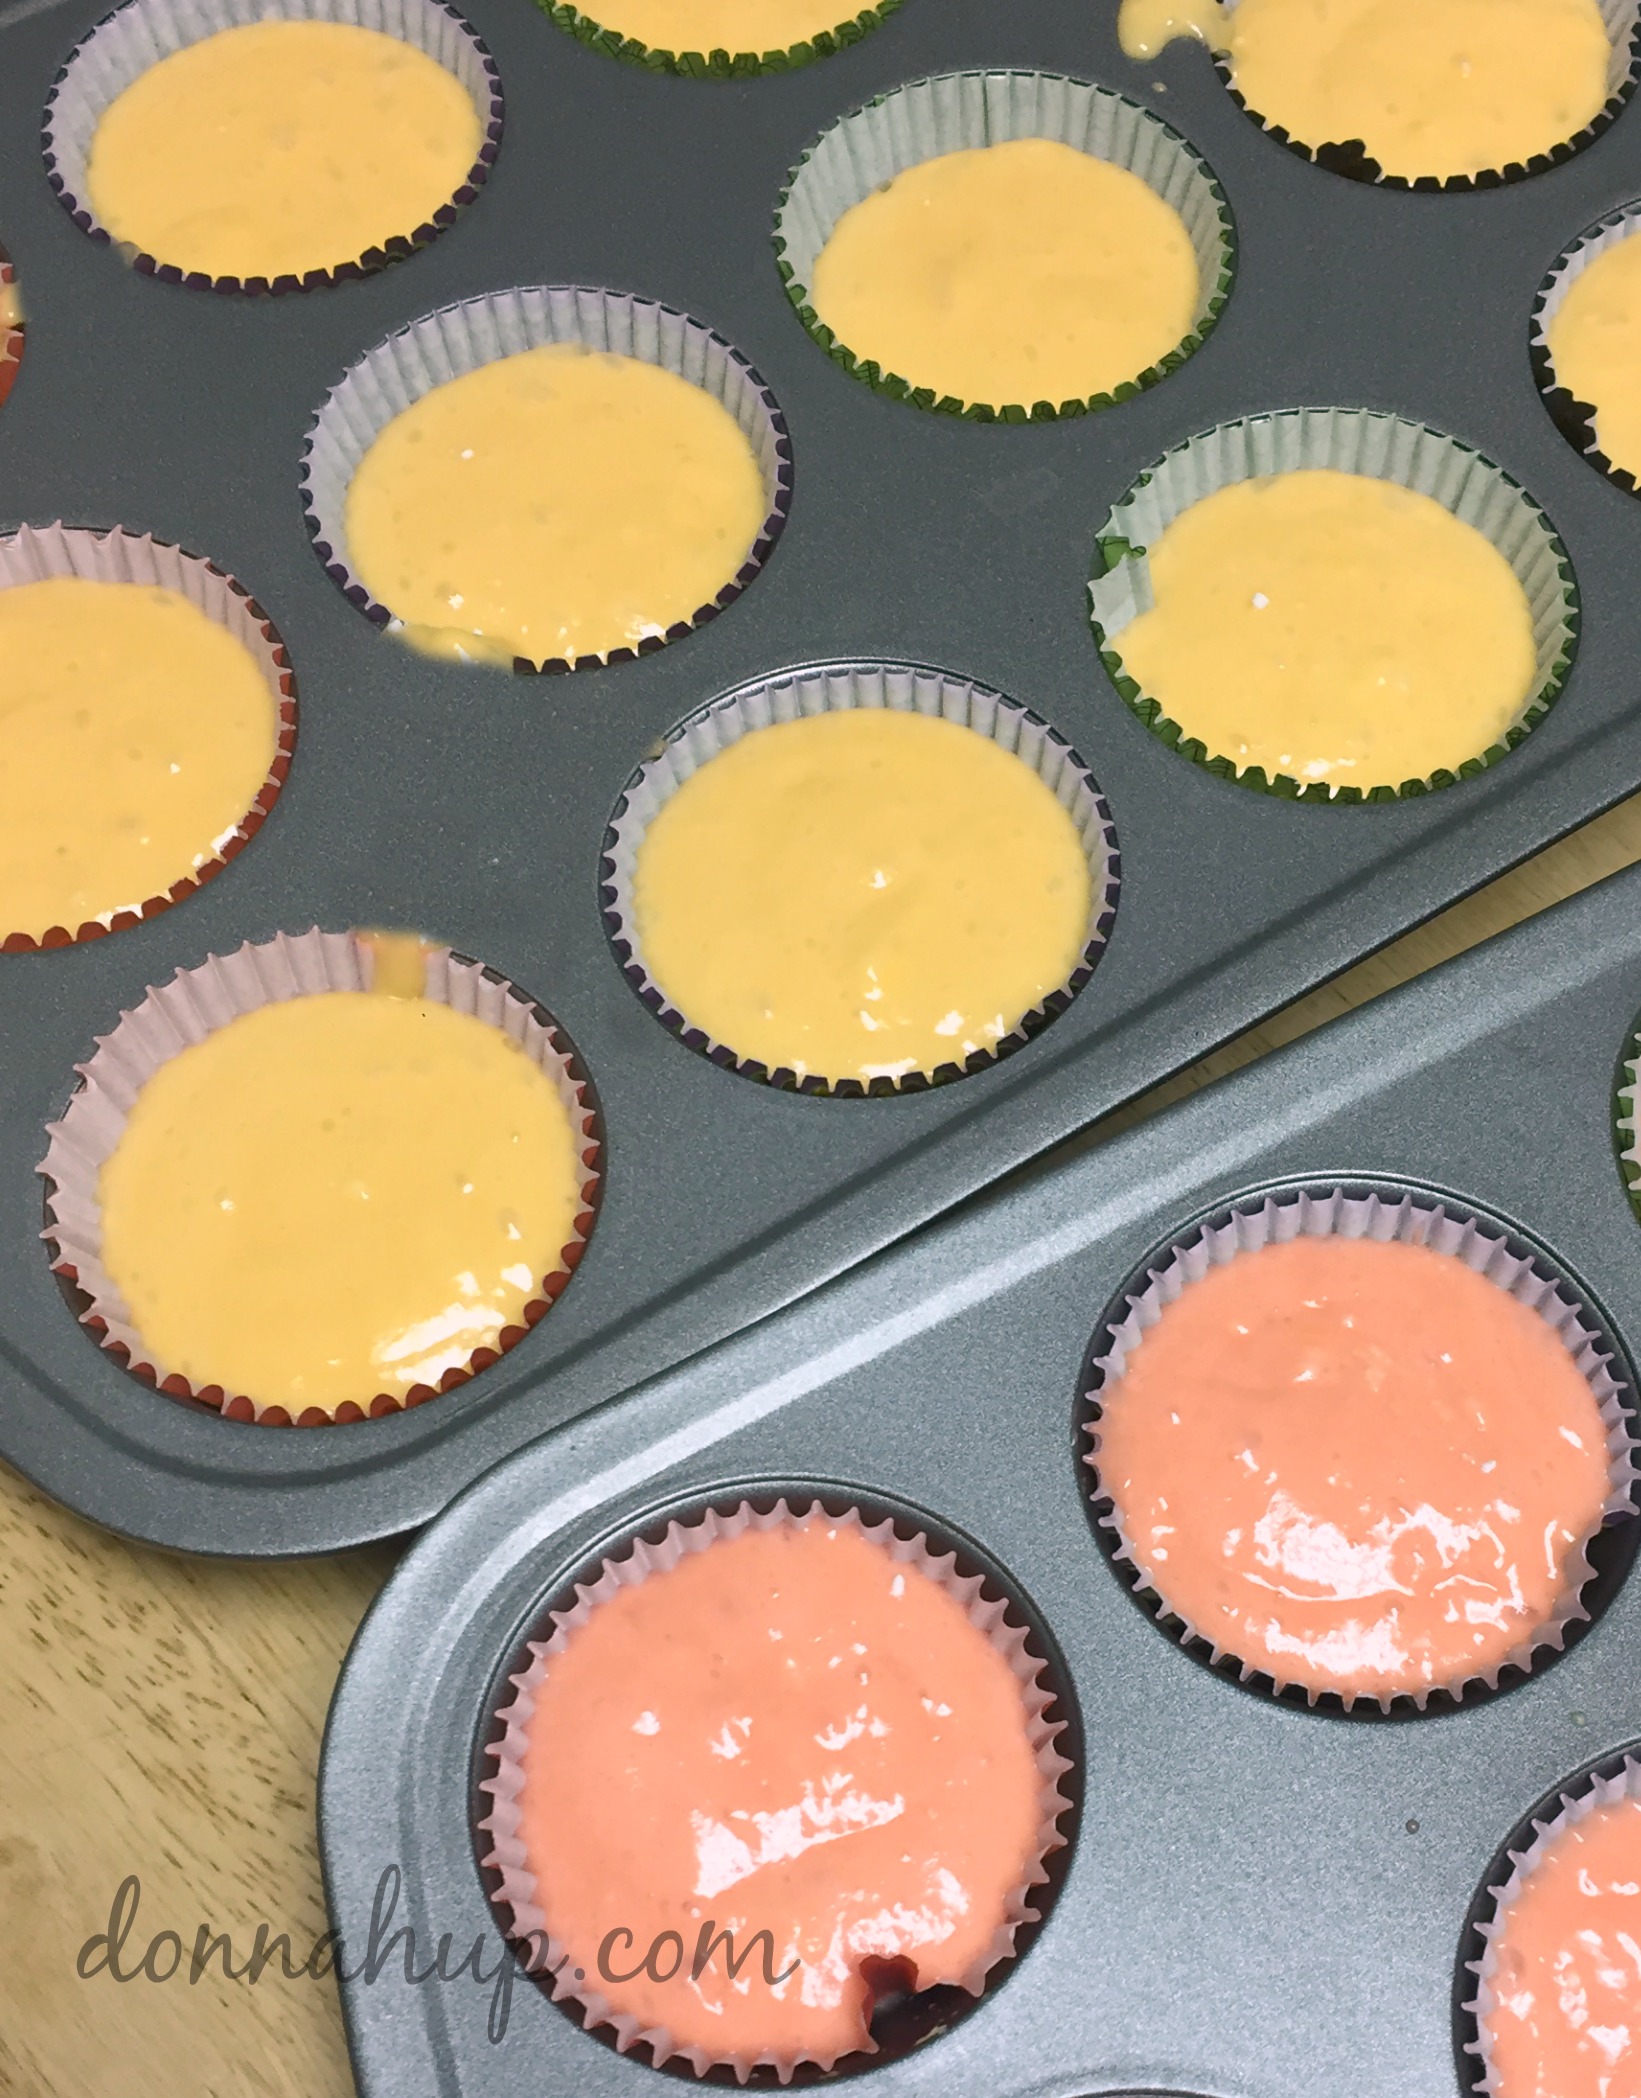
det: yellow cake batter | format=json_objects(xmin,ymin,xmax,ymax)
[
  {"xmin": 1118, "ymin": 0, "xmax": 1234, "ymax": 57},
  {"xmin": 0, "ymin": 577, "xmax": 277, "ymax": 940},
  {"xmin": 97, "ymin": 985, "xmax": 584, "ymax": 1413},
  {"xmin": 808, "ymin": 137, "xmax": 1200, "ymax": 408},
  {"xmin": 1547, "ymin": 231, "xmax": 1641, "ymax": 482},
  {"xmin": 632, "ymin": 707, "xmax": 1094, "ymax": 1083},
  {"xmin": 85, "ymin": 19, "xmax": 481, "ymax": 282},
  {"xmin": 582, "ymin": 0, "xmax": 867, "ymax": 51},
  {"xmin": 1117, "ymin": 0, "xmax": 1611, "ymax": 181},
  {"xmin": 345, "ymin": 343, "xmax": 767, "ymax": 666},
  {"xmin": 1112, "ymin": 469, "xmax": 1537, "ymax": 791}
]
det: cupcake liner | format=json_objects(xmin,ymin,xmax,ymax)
[
  {"xmin": 0, "ymin": 522, "xmax": 297, "ymax": 955},
  {"xmin": 538, "ymin": 0, "xmax": 902, "ymax": 78},
  {"xmin": 0, "ymin": 245, "xmax": 23, "ymax": 410},
  {"xmin": 1209, "ymin": 0, "xmax": 1641, "ymax": 191},
  {"xmin": 1609, "ymin": 1019, "xmax": 1641, "ymax": 1223},
  {"xmin": 36, "ymin": 929, "xmax": 602, "ymax": 1426},
  {"xmin": 773, "ymin": 69, "xmax": 1235, "ymax": 421},
  {"xmin": 1531, "ymin": 201, "xmax": 1641, "ymax": 498},
  {"xmin": 300, "ymin": 285, "xmax": 792, "ymax": 672},
  {"xmin": 42, "ymin": 0, "xmax": 503, "ymax": 295},
  {"xmin": 1081, "ymin": 1184, "xmax": 1639, "ymax": 1713},
  {"xmin": 1460, "ymin": 1750, "xmax": 1641, "ymax": 2094},
  {"xmin": 477, "ymin": 1495, "xmax": 1075, "ymax": 2083},
  {"xmin": 600, "ymin": 661, "xmax": 1121, "ymax": 1097},
  {"xmin": 1088, "ymin": 407, "xmax": 1579, "ymax": 804}
]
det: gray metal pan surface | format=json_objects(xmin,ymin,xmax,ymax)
[{"xmin": 323, "ymin": 854, "xmax": 1641, "ymax": 2097}]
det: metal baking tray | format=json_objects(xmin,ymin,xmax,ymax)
[
  {"xmin": 321, "ymin": 851, "xmax": 1641, "ymax": 2098},
  {"xmin": 5, "ymin": 0, "xmax": 1641, "ymax": 1556}
]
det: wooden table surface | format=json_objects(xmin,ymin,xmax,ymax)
[{"xmin": 8, "ymin": 795, "xmax": 1641, "ymax": 2098}]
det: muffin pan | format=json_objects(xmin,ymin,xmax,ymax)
[
  {"xmin": 8, "ymin": 0, "xmax": 1641, "ymax": 1556},
  {"xmin": 323, "ymin": 852, "xmax": 1641, "ymax": 2098}
]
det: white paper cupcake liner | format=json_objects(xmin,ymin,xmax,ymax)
[
  {"xmin": 42, "ymin": 0, "xmax": 503, "ymax": 294},
  {"xmin": 36, "ymin": 929, "xmax": 602, "ymax": 1426},
  {"xmin": 1209, "ymin": 0, "xmax": 1641, "ymax": 189},
  {"xmin": 600, "ymin": 661, "xmax": 1121, "ymax": 1097},
  {"xmin": 0, "ymin": 245, "xmax": 23, "ymax": 409},
  {"xmin": 477, "ymin": 1495, "xmax": 1075, "ymax": 2083},
  {"xmin": 773, "ymin": 69, "xmax": 1235, "ymax": 421},
  {"xmin": 539, "ymin": 0, "xmax": 902, "ymax": 78},
  {"xmin": 0, "ymin": 523, "xmax": 296, "ymax": 955},
  {"xmin": 1461, "ymin": 1752, "xmax": 1641, "ymax": 2094},
  {"xmin": 300, "ymin": 284, "xmax": 792, "ymax": 672},
  {"xmin": 1532, "ymin": 201, "xmax": 1641, "ymax": 497},
  {"xmin": 1088, "ymin": 407, "xmax": 1579, "ymax": 804},
  {"xmin": 1082, "ymin": 1184, "xmax": 1638, "ymax": 1712}
]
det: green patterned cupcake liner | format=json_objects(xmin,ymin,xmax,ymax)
[
  {"xmin": 773, "ymin": 68, "xmax": 1235, "ymax": 422},
  {"xmin": 535, "ymin": 0, "xmax": 901, "ymax": 78},
  {"xmin": 1531, "ymin": 200, "xmax": 1641, "ymax": 499},
  {"xmin": 1088, "ymin": 407, "xmax": 1580, "ymax": 806}
]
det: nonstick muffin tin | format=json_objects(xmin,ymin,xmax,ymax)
[
  {"xmin": 322, "ymin": 853, "xmax": 1641, "ymax": 2098},
  {"xmin": 8, "ymin": 0, "xmax": 1641, "ymax": 1556}
]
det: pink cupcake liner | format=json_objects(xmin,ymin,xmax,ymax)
[
  {"xmin": 36, "ymin": 928, "xmax": 602, "ymax": 1426},
  {"xmin": 0, "ymin": 523, "xmax": 296, "ymax": 955},
  {"xmin": 43, "ymin": 0, "xmax": 504, "ymax": 295},
  {"xmin": 1461, "ymin": 1752, "xmax": 1641, "ymax": 2093},
  {"xmin": 1083, "ymin": 1185, "xmax": 1638, "ymax": 1712},
  {"xmin": 477, "ymin": 1496, "xmax": 1074, "ymax": 2083}
]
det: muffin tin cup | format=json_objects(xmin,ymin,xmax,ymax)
[
  {"xmin": 41, "ymin": 0, "xmax": 503, "ymax": 295},
  {"xmin": 538, "ymin": 0, "xmax": 902, "ymax": 78},
  {"xmin": 773, "ymin": 68, "xmax": 1235, "ymax": 422},
  {"xmin": 1459, "ymin": 1749, "xmax": 1641, "ymax": 2093},
  {"xmin": 599, "ymin": 660, "xmax": 1121, "ymax": 1098},
  {"xmin": 476, "ymin": 1494, "xmax": 1074, "ymax": 2083},
  {"xmin": 0, "ymin": 244, "xmax": 23, "ymax": 410},
  {"xmin": 1532, "ymin": 201, "xmax": 1641, "ymax": 498},
  {"xmin": 35, "ymin": 928, "xmax": 603, "ymax": 1427},
  {"xmin": 1081, "ymin": 1183, "xmax": 1639, "ymax": 1714},
  {"xmin": 1087, "ymin": 407, "xmax": 1580, "ymax": 804},
  {"xmin": 1208, "ymin": 0, "xmax": 1641, "ymax": 191},
  {"xmin": 0, "ymin": 522, "xmax": 297, "ymax": 955},
  {"xmin": 300, "ymin": 284, "xmax": 792, "ymax": 671}
]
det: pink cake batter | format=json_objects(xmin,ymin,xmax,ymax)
[
  {"xmin": 1482, "ymin": 1788, "xmax": 1641, "ymax": 2097},
  {"xmin": 514, "ymin": 1516, "xmax": 1047, "ymax": 2067},
  {"xmin": 1094, "ymin": 1234, "xmax": 1612, "ymax": 1702}
]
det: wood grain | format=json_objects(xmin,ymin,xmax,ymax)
[{"xmin": 6, "ymin": 792, "xmax": 1641, "ymax": 2098}]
